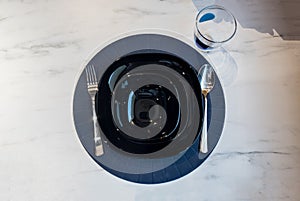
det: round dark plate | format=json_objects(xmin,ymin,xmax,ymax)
[
  {"xmin": 96, "ymin": 51, "xmax": 203, "ymax": 158},
  {"xmin": 72, "ymin": 33, "xmax": 225, "ymax": 184}
]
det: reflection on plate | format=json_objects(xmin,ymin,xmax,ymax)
[{"xmin": 72, "ymin": 32, "xmax": 225, "ymax": 184}]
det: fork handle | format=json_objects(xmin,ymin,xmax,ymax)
[
  {"xmin": 92, "ymin": 99, "xmax": 104, "ymax": 156},
  {"xmin": 200, "ymin": 95, "xmax": 208, "ymax": 153}
]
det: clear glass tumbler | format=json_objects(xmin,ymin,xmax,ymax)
[{"xmin": 194, "ymin": 5, "xmax": 237, "ymax": 50}]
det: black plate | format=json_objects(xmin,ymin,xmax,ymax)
[{"xmin": 96, "ymin": 51, "xmax": 203, "ymax": 157}]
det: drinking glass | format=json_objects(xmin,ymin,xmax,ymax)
[{"xmin": 194, "ymin": 5, "xmax": 237, "ymax": 50}]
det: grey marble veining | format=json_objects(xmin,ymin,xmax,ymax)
[{"xmin": 0, "ymin": 0, "xmax": 300, "ymax": 200}]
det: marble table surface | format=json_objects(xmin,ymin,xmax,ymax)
[{"xmin": 0, "ymin": 0, "xmax": 299, "ymax": 200}]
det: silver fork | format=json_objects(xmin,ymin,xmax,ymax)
[{"xmin": 85, "ymin": 64, "xmax": 104, "ymax": 156}]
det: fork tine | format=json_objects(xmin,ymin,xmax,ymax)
[
  {"xmin": 91, "ymin": 64, "xmax": 97, "ymax": 85},
  {"xmin": 85, "ymin": 65, "xmax": 89, "ymax": 84},
  {"xmin": 88, "ymin": 65, "xmax": 93, "ymax": 84},
  {"xmin": 86, "ymin": 65, "xmax": 93, "ymax": 85}
]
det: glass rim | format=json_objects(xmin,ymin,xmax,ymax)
[{"xmin": 195, "ymin": 5, "xmax": 237, "ymax": 44}]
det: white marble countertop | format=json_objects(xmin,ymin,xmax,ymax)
[{"xmin": 0, "ymin": 0, "xmax": 299, "ymax": 200}]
